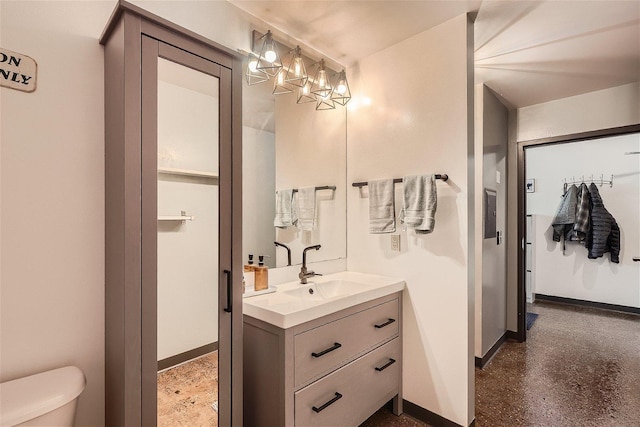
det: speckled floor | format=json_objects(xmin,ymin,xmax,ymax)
[
  {"xmin": 476, "ymin": 300, "xmax": 640, "ymax": 427},
  {"xmin": 157, "ymin": 352, "xmax": 218, "ymax": 427},
  {"xmin": 157, "ymin": 301, "xmax": 639, "ymax": 426},
  {"xmin": 360, "ymin": 407, "xmax": 430, "ymax": 426}
]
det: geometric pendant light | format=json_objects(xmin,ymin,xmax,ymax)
[
  {"xmin": 315, "ymin": 92, "xmax": 335, "ymax": 110},
  {"xmin": 246, "ymin": 29, "xmax": 351, "ymax": 111},
  {"xmin": 285, "ymin": 46, "xmax": 308, "ymax": 87},
  {"xmin": 255, "ymin": 30, "xmax": 282, "ymax": 77},
  {"xmin": 273, "ymin": 68, "xmax": 293, "ymax": 95},
  {"xmin": 310, "ymin": 59, "xmax": 333, "ymax": 98},
  {"xmin": 245, "ymin": 54, "xmax": 269, "ymax": 86},
  {"xmin": 330, "ymin": 69, "xmax": 351, "ymax": 106},
  {"xmin": 297, "ymin": 80, "xmax": 316, "ymax": 104}
]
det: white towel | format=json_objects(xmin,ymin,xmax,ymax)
[
  {"xmin": 296, "ymin": 187, "xmax": 316, "ymax": 231},
  {"xmin": 400, "ymin": 175, "xmax": 437, "ymax": 234},
  {"xmin": 274, "ymin": 189, "xmax": 296, "ymax": 228},
  {"xmin": 368, "ymin": 179, "xmax": 396, "ymax": 233}
]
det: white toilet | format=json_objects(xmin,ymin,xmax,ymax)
[{"xmin": 0, "ymin": 366, "xmax": 86, "ymax": 426}]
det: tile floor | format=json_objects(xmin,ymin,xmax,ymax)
[
  {"xmin": 157, "ymin": 300, "xmax": 640, "ymax": 426},
  {"xmin": 157, "ymin": 352, "xmax": 218, "ymax": 426}
]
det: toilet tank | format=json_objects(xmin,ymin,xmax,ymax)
[{"xmin": 0, "ymin": 366, "xmax": 86, "ymax": 426}]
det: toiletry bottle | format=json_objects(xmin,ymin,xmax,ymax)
[
  {"xmin": 254, "ymin": 255, "xmax": 269, "ymax": 291},
  {"xmin": 244, "ymin": 254, "xmax": 255, "ymax": 292}
]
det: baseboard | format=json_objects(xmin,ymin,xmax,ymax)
[
  {"xmin": 403, "ymin": 399, "xmax": 468, "ymax": 427},
  {"xmin": 535, "ymin": 294, "xmax": 640, "ymax": 315},
  {"xmin": 475, "ymin": 332, "xmax": 507, "ymax": 369},
  {"xmin": 158, "ymin": 342, "xmax": 218, "ymax": 371},
  {"xmin": 505, "ymin": 330, "xmax": 519, "ymax": 341}
]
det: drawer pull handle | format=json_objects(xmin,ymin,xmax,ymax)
[
  {"xmin": 312, "ymin": 392, "xmax": 343, "ymax": 413},
  {"xmin": 374, "ymin": 318, "xmax": 396, "ymax": 329},
  {"xmin": 311, "ymin": 342, "xmax": 342, "ymax": 358},
  {"xmin": 375, "ymin": 358, "xmax": 396, "ymax": 372}
]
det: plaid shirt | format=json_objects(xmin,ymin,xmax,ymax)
[{"xmin": 573, "ymin": 183, "xmax": 590, "ymax": 239}]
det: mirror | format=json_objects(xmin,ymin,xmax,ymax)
[
  {"xmin": 242, "ymin": 54, "xmax": 347, "ymax": 270},
  {"xmin": 156, "ymin": 57, "xmax": 220, "ymax": 425}
]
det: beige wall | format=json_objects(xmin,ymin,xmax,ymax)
[
  {"xmin": 0, "ymin": 2, "xmax": 113, "ymax": 425},
  {"xmin": 506, "ymin": 82, "xmax": 640, "ymax": 331},
  {"xmin": 346, "ymin": 14, "xmax": 475, "ymax": 426}
]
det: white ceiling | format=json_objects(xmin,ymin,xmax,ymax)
[{"xmin": 230, "ymin": 0, "xmax": 640, "ymax": 108}]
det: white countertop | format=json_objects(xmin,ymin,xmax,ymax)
[{"xmin": 242, "ymin": 271, "xmax": 405, "ymax": 329}]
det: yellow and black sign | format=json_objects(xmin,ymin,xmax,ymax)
[{"xmin": 0, "ymin": 48, "xmax": 37, "ymax": 93}]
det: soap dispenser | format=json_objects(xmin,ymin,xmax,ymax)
[
  {"xmin": 254, "ymin": 255, "xmax": 269, "ymax": 291},
  {"xmin": 244, "ymin": 254, "xmax": 256, "ymax": 292}
]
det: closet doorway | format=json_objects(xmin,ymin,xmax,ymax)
[{"xmin": 517, "ymin": 125, "xmax": 640, "ymax": 339}]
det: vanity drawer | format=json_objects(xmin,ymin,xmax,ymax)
[
  {"xmin": 294, "ymin": 298, "xmax": 399, "ymax": 388},
  {"xmin": 294, "ymin": 337, "xmax": 401, "ymax": 427}
]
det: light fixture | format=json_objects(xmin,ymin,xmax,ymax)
[
  {"xmin": 246, "ymin": 29, "xmax": 350, "ymax": 111},
  {"xmin": 256, "ymin": 30, "xmax": 282, "ymax": 77},
  {"xmin": 310, "ymin": 59, "xmax": 332, "ymax": 98},
  {"xmin": 285, "ymin": 46, "xmax": 308, "ymax": 87},
  {"xmin": 330, "ymin": 69, "xmax": 351, "ymax": 106},
  {"xmin": 273, "ymin": 68, "xmax": 293, "ymax": 95},
  {"xmin": 245, "ymin": 54, "xmax": 269, "ymax": 86},
  {"xmin": 316, "ymin": 93, "xmax": 335, "ymax": 110},
  {"xmin": 297, "ymin": 80, "xmax": 316, "ymax": 104}
]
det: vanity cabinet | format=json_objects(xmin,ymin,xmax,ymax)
[{"xmin": 244, "ymin": 292, "xmax": 402, "ymax": 426}]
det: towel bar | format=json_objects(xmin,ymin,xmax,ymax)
[
  {"xmin": 292, "ymin": 185, "xmax": 336, "ymax": 193},
  {"xmin": 352, "ymin": 174, "xmax": 448, "ymax": 188}
]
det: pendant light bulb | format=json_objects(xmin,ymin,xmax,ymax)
[
  {"xmin": 330, "ymin": 69, "xmax": 351, "ymax": 106},
  {"xmin": 297, "ymin": 80, "xmax": 316, "ymax": 104},
  {"xmin": 311, "ymin": 59, "xmax": 332, "ymax": 98},
  {"xmin": 245, "ymin": 54, "xmax": 269, "ymax": 86},
  {"xmin": 285, "ymin": 46, "xmax": 308, "ymax": 87},
  {"xmin": 264, "ymin": 50, "xmax": 277, "ymax": 63}
]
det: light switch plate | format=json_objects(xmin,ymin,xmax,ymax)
[{"xmin": 391, "ymin": 234, "xmax": 400, "ymax": 251}]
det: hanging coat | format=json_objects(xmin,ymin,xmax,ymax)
[
  {"xmin": 567, "ymin": 183, "xmax": 590, "ymax": 242},
  {"xmin": 551, "ymin": 184, "xmax": 578, "ymax": 242},
  {"xmin": 586, "ymin": 183, "xmax": 620, "ymax": 263}
]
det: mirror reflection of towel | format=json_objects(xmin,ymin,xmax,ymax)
[
  {"xmin": 369, "ymin": 179, "xmax": 396, "ymax": 233},
  {"xmin": 296, "ymin": 187, "xmax": 316, "ymax": 231},
  {"xmin": 400, "ymin": 175, "xmax": 437, "ymax": 234},
  {"xmin": 274, "ymin": 189, "xmax": 296, "ymax": 228}
]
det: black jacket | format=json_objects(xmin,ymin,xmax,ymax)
[{"xmin": 586, "ymin": 183, "xmax": 620, "ymax": 263}]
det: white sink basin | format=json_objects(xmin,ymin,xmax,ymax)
[
  {"xmin": 243, "ymin": 272, "xmax": 405, "ymax": 328},
  {"xmin": 282, "ymin": 279, "xmax": 372, "ymax": 300}
]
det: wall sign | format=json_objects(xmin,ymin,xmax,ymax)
[{"xmin": 0, "ymin": 48, "xmax": 37, "ymax": 93}]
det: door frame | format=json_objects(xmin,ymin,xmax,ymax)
[{"xmin": 516, "ymin": 123, "xmax": 640, "ymax": 341}]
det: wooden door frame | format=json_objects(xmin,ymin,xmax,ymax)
[{"xmin": 516, "ymin": 123, "xmax": 640, "ymax": 341}]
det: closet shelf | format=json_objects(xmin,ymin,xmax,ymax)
[
  {"xmin": 158, "ymin": 214, "xmax": 194, "ymax": 222},
  {"xmin": 158, "ymin": 167, "xmax": 218, "ymax": 179}
]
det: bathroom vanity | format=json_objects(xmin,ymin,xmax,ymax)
[{"xmin": 243, "ymin": 272, "xmax": 404, "ymax": 426}]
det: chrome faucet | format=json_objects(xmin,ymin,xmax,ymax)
[{"xmin": 299, "ymin": 244, "xmax": 322, "ymax": 284}]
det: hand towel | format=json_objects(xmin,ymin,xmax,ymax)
[
  {"xmin": 368, "ymin": 179, "xmax": 396, "ymax": 233},
  {"xmin": 296, "ymin": 187, "xmax": 316, "ymax": 231},
  {"xmin": 274, "ymin": 189, "xmax": 296, "ymax": 228},
  {"xmin": 400, "ymin": 174, "xmax": 437, "ymax": 234}
]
